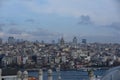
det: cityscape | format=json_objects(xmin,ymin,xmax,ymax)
[
  {"xmin": 0, "ymin": 0, "xmax": 120, "ymax": 80},
  {"xmin": 0, "ymin": 36, "xmax": 120, "ymax": 71}
]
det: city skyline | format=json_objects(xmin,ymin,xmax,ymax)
[{"xmin": 0, "ymin": 0, "xmax": 120, "ymax": 43}]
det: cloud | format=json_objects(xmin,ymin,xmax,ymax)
[
  {"xmin": 0, "ymin": 24, "xmax": 5, "ymax": 31},
  {"xmin": 0, "ymin": 23, "xmax": 5, "ymax": 31},
  {"xmin": 0, "ymin": 17, "xmax": 18, "ymax": 26},
  {"xmin": 21, "ymin": 0, "xmax": 90, "ymax": 17},
  {"xmin": 29, "ymin": 28, "xmax": 61, "ymax": 39},
  {"xmin": 81, "ymin": 35, "xmax": 120, "ymax": 43},
  {"xmin": 4, "ymin": 28, "xmax": 61, "ymax": 41},
  {"xmin": 25, "ymin": 19, "xmax": 34, "ymax": 23},
  {"xmin": 0, "ymin": 27, "xmax": 2, "ymax": 31},
  {"xmin": 0, "ymin": 0, "xmax": 119, "ymax": 25},
  {"xmin": 0, "ymin": 32, "xmax": 5, "ymax": 37},
  {"xmin": 9, "ymin": 22, "xmax": 18, "ymax": 26},
  {"xmin": 8, "ymin": 28, "xmax": 25, "ymax": 34},
  {"xmin": 0, "ymin": 0, "xmax": 120, "ymax": 43},
  {"xmin": 109, "ymin": 23, "xmax": 120, "ymax": 30},
  {"xmin": 115, "ymin": 0, "xmax": 120, "ymax": 12},
  {"xmin": 78, "ymin": 15, "xmax": 93, "ymax": 25},
  {"xmin": 116, "ymin": 0, "xmax": 120, "ymax": 3},
  {"xmin": 0, "ymin": 23, "xmax": 5, "ymax": 27},
  {"xmin": 20, "ymin": 0, "xmax": 119, "ymax": 24},
  {"xmin": 104, "ymin": 22, "xmax": 120, "ymax": 31}
]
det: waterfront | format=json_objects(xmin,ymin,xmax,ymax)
[{"xmin": 28, "ymin": 69, "xmax": 107, "ymax": 80}]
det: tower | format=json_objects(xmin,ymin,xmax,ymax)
[
  {"xmin": 73, "ymin": 36, "xmax": 77, "ymax": 45},
  {"xmin": 82, "ymin": 39, "xmax": 87, "ymax": 44},
  {"xmin": 88, "ymin": 69, "xmax": 95, "ymax": 80},
  {"xmin": 60, "ymin": 37, "xmax": 64, "ymax": 45},
  {"xmin": 8, "ymin": 37, "xmax": 15, "ymax": 44},
  {"xmin": 0, "ymin": 38, "xmax": 2, "ymax": 44}
]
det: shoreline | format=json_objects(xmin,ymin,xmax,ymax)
[{"xmin": 1, "ymin": 66, "xmax": 110, "ymax": 72}]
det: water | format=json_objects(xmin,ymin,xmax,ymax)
[{"xmin": 28, "ymin": 69, "xmax": 107, "ymax": 80}]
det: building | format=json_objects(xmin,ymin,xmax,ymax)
[
  {"xmin": 0, "ymin": 38, "xmax": 2, "ymax": 44},
  {"xmin": 82, "ymin": 39, "xmax": 87, "ymax": 44},
  {"xmin": 73, "ymin": 37, "xmax": 77, "ymax": 45},
  {"xmin": 52, "ymin": 40, "xmax": 55, "ymax": 45},
  {"xmin": 72, "ymin": 37, "xmax": 78, "ymax": 48},
  {"xmin": 8, "ymin": 37, "xmax": 15, "ymax": 44},
  {"xmin": 60, "ymin": 37, "xmax": 65, "ymax": 46}
]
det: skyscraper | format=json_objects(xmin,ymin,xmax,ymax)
[
  {"xmin": 0, "ymin": 38, "xmax": 2, "ymax": 44},
  {"xmin": 82, "ymin": 39, "xmax": 87, "ymax": 44},
  {"xmin": 8, "ymin": 37, "xmax": 15, "ymax": 44},
  {"xmin": 73, "ymin": 36, "xmax": 77, "ymax": 45},
  {"xmin": 72, "ymin": 37, "xmax": 78, "ymax": 48}
]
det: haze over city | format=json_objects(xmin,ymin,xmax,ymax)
[{"xmin": 0, "ymin": 0, "xmax": 120, "ymax": 43}]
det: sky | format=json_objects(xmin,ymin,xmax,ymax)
[{"xmin": 0, "ymin": 0, "xmax": 120, "ymax": 43}]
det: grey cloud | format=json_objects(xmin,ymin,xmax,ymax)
[
  {"xmin": 29, "ymin": 28, "xmax": 61, "ymax": 37},
  {"xmin": 7, "ymin": 28, "xmax": 61, "ymax": 41},
  {"xmin": 0, "ymin": 22, "xmax": 18, "ymax": 28},
  {"xmin": 0, "ymin": 17, "xmax": 18, "ymax": 26},
  {"xmin": 25, "ymin": 19, "xmax": 34, "ymax": 23},
  {"xmin": 78, "ymin": 15, "xmax": 93, "ymax": 25},
  {"xmin": 115, "ymin": 0, "xmax": 120, "ymax": 12},
  {"xmin": 116, "ymin": 0, "xmax": 120, "ymax": 2},
  {"xmin": 105, "ymin": 22, "xmax": 120, "ymax": 31},
  {"xmin": 0, "ymin": 23, "xmax": 5, "ymax": 27},
  {"xmin": 0, "ymin": 27, "xmax": 2, "ymax": 31},
  {"xmin": 9, "ymin": 22, "xmax": 18, "ymax": 26},
  {"xmin": 0, "ymin": 23, "xmax": 5, "ymax": 31},
  {"xmin": 8, "ymin": 28, "xmax": 25, "ymax": 34},
  {"xmin": 27, "ymin": 28, "xmax": 61, "ymax": 41},
  {"xmin": 82, "ymin": 36, "xmax": 120, "ymax": 43}
]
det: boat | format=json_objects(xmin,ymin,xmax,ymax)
[{"xmin": 28, "ymin": 76, "xmax": 38, "ymax": 80}]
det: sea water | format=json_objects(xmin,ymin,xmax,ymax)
[{"xmin": 28, "ymin": 69, "xmax": 106, "ymax": 80}]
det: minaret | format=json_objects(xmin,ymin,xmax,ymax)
[
  {"xmin": 17, "ymin": 71, "xmax": 22, "ymax": 80},
  {"xmin": 0, "ymin": 69, "xmax": 2, "ymax": 80},
  {"xmin": 88, "ymin": 69, "xmax": 95, "ymax": 80},
  {"xmin": 39, "ymin": 69, "xmax": 43, "ymax": 80},
  {"xmin": 57, "ymin": 65, "xmax": 61, "ymax": 80},
  {"xmin": 23, "ymin": 71, "xmax": 28, "ymax": 80},
  {"xmin": 48, "ymin": 69, "xmax": 53, "ymax": 80}
]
